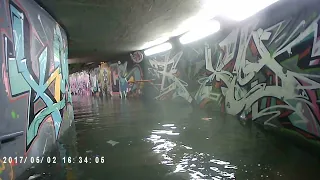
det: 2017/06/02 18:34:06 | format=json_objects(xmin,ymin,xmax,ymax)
[{"xmin": 62, "ymin": 156, "xmax": 105, "ymax": 164}]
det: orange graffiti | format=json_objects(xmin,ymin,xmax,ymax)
[
  {"xmin": 0, "ymin": 159, "xmax": 14, "ymax": 180},
  {"xmin": 0, "ymin": 160, "xmax": 5, "ymax": 172},
  {"xmin": 46, "ymin": 68, "xmax": 61, "ymax": 102}
]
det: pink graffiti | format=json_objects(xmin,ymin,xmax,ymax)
[
  {"xmin": 69, "ymin": 72, "xmax": 91, "ymax": 96},
  {"xmin": 300, "ymin": 80, "xmax": 320, "ymax": 136},
  {"xmin": 2, "ymin": 62, "xmax": 10, "ymax": 96}
]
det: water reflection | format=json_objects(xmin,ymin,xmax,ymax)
[
  {"xmin": 146, "ymin": 123, "xmax": 237, "ymax": 179},
  {"xmin": 17, "ymin": 96, "xmax": 320, "ymax": 180}
]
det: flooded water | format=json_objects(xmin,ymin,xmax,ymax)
[{"xmin": 18, "ymin": 96, "xmax": 320, "ymax": 180}]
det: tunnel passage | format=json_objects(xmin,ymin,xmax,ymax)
[{"xmin": 1, "ymin": 0, "xmax": 320, "ymax": 179}]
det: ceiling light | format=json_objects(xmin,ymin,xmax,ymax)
[
  {"xmin": 140, "ymin": 37, "xmax": 169, "ymax": 50},
  {"xmin": 179, "ymin": 20, "xmax": 220, "ymax": 45},
  {"xmin": 218, "ymin": 0, "xmax": 279, "ymax": 21},
  {"xmin": 139, "ymin": 0, "xmax": 219, "ymax": 50},
  {"xmin": 144, "ymin": 42, "xmax": 172, "ymax": 56},
  {"xmin": 170, "ymin": 7, "xmax": 218, "ymax": 37}
]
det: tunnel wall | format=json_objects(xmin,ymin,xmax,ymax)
[
  {"xmin": 144, "ymin": 5, "xmax": 320, "ymax": 142},
  {"xmin": 0, "ymin": 0, "xmax": 74, "ymax": 178},
  {"xmin": 70, "ymin": 58, "xmax": 145, "ymax": 97}
]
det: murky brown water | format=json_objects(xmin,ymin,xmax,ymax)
[{"xmin": 18, "ymin": 95, "xmax": 320, "ymax": 180}]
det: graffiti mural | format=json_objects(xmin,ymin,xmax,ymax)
[
  {"xmin": 148, "ymin": 52, "xmax": 193, "ymax": 102},
  {"xmin": 207, "ymin": 15, "xmax": 320, "ymax": 138},
  {"xmin": 1, "ymin": 0, "xmax": 73, "ymax": 151},
  {"xmin": 117, "ymin": 61, "xmax": 128, "ymax": 98},
  {"xmin": 69, "ymin": 71, "xmax": 91, "ymax": 95},
  {"xmin": 0, "ymin": 0, "xmax": 74, "ymax": 178},
  {"xmin": 98, "ymin": 62, "xmax": 111, "ymax": 95},
  {"xmin": 146, "ymin": 11, "xmax": 320, "ymax": 139},
  {"xmin": 109, "ymin": 61, "xmax": 144, "ymax": 97},
  {"xmin": 1, "ymin": 1, "xmax": 72, "ymax": 151},
  {"xmin": 0, "ymin": 160, "xmax": 14, "ymax": 180},
  {"xmin": 69, "ymin": 60, "xmax": 144, "ymax": 98},
  {"xmin": 130, "ymin": 51, "xmax": 144, "ymax": 63},
  {"xmin": 89, "ymin": 67, "xmax": 100, "ymax": 94}
]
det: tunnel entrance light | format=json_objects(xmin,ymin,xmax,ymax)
[
  {"xmin": 144, "ymin": 42, "xmax": 172, "ymax": 56},
  {"xmin": 179, "ymin": 20, "xmax": 220, "ymax": 45}
]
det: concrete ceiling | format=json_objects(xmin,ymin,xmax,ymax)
[
  {"xmin": 35, "ymin": 0, "xmax": 318, "ymax": 64},
  {"xmin": 35, "ymin": 0, "xmax": 212, "ymax": 62}
]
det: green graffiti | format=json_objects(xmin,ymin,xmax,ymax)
[
  {"xmin": 307, "ymin": 12, "xmax": 318, "ymax": 24},
  {"xmin": 11, "ymin": 110, "xmax": 18, "ymax": 119}
]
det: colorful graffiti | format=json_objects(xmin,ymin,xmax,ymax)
[
  {"xmin": 0, "ymin": 159, "xmax": 14, "ymax": 180},
  {"xmin": 1, "ymin": 1, "xmax": 73, "ymax": 151},
  {"xmin": 98, "ymin": 62, "xmax": 111, "ymax": 95},
  {"xmin": 208, "ymin": 15, "xmax": 320, "ymax": 138},
  {"xmin": 109, "ymin": 61, "xmax": 144, "ymax": 98},
  {"xmin": 69, "ymin": 71, "xmax": 91, "ymax": 95},
  {"xmin": 70, "ymin": 69, "xmax": 104, "ymax": 96},
  {"xmin": 69, "ymin": 60, "xmax": 144, "ymax": 98},
  {"xmin": 89, "ymin": 67, "xmax": 100, "ymax": 94},
  {"xmin": 130, "ymin": 51, "xmax": 144, "ymax": 63},
  {"xmin": 147, "ymin": 12, "xmax": 320, "ymax": 139}
]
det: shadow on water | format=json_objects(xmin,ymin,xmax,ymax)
[{"xmin": 18, "ymin": 96, "xmax": 320, "ymax": 180}]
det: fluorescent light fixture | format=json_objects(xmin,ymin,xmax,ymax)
[
  {"xmin": 144, "ymin": 42, "xmax": 172, "ymax": 56},
  {"xmin": 140, "ymin": 37, "xmax": 169, "ymax": 50},
  {"xmin": 218, "ymin": 0, "xmax": 279, "ymax": 21},
  {"xmin": 179, "ymin": 20, "xmax": 220, "ymax": 45},
  {"xmin": 139, "ymin": 1, "xmax": 219, "ymax": 50},
  {"xmin": 170, "ymin": 9, "xmax": 218, "ymax": 37}
]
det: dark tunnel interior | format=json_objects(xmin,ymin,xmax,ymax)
[{"xmin": 0, "ymin": 0, "xmax": 320, "ymax": 179}]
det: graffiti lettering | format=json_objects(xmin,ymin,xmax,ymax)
[
  {"xmin": 147, "ymin": 12, "xmax": 320, "ymax": 139},
  {"xmin": 2, "ymin": 2, "xmax": 72, "ymax": 150}
]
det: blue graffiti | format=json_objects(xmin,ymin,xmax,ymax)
[{"xmin": 3, "ymin": 3, "xmax": 71, "ymax": 149}]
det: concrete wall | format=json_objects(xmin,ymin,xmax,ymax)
[
  {"xmin": 0, "ymin": 0, "xmax": 73, "ymax": 178},
  {"xmin": 70, "ymin": 57, "xmax": 145, "ymax": 98},
  {"xmin": 144, "ymin": 3, "xmax": 320, "ymax": 143}
]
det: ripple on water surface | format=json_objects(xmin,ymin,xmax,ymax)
[{"xmin": 145, "ymin": 123, "xmax": 237, "ymax": 179}]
